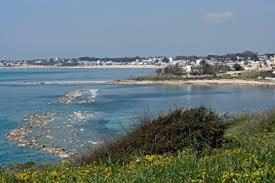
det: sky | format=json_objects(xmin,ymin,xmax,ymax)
[{"xmin": 0, "ymin": 0, "xmax": 275, "ymax": 59}]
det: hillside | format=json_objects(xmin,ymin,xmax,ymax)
[{"xmin": 0, "ymin": 107, "xmax": 274, "ymax": 183}]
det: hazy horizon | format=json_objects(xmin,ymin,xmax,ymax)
[{"xmin": 1, "ymin": 0, "xmax": 275, "ymax": 60}]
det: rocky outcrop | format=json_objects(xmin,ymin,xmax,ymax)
[
  {"xmin": 58, "ymin": 89, "xmax": 98, "ymax": 104},
  {"xmin": 6, "ymin": 112, "xmax": 95, "ymax": 158}
]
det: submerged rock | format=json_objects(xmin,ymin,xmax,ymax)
[
  {"xmin": 58, "ymin": 89, "xmax": 98, "ymax": 104},
  {"xmin": 6, "ymin": 111, "xmax": 96, "ymax": 158}
]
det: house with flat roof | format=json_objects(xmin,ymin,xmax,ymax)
[{"xmin": 270, "ymin": 55, "xmax": 275, "ymax": 67}]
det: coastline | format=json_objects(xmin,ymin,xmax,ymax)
[
  {"xmin": 6, "ymin": 113, "xmax": 74, "ymax": 158},
  {"xmin": 0, "ymin": 65, "xmax": 160, "ymax": 69},
  {"xmin": 5, "ymin": 110, "xmax": 96, "ymax": 159},
  {"xmin": 4, "ymin": 74, "xmax": 275, "ymax": 160},
  {"xmin": 3, "ymin": 77, "xmax": 274, "ymax": 88},
  {"xmin": 2, "ymin": 65, "xmax": 274, "ymax": 87},
  {"xmin": 108, "ymin": 79, "xmax": 275, "ymax": 87}
]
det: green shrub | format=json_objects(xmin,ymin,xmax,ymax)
[
  {"xmin": 133, "ymin": 74, "xmax": 179, "ymax": 81},
  {"xmin": 72, "ymin": 107, "xmax": 226, "ymax": 165},
  {"xmin": 228, "ymin": 109, "xmax": 275, "ymax": 137},
  {"xmin": 233, "ymin": 63, "xmax": 244, "ymax": 71}
]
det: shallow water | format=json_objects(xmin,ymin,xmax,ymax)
[{"xmin": 1, "ymin": 68, "xmax": 275, "ymax": 166}]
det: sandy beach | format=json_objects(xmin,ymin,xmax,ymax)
[
  {"xmin": 0, "ymin": 65, "xmax": 160, "ymax": 69},
  {"xmin": 109, "ymin": 79, "xmax": 275, "ymax": 87}
]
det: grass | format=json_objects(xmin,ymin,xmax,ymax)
[
  {"xmin": 132, "ymin": 74, "xmax": 182, "ymax": 81},
  {"xmin": 131, "ymin": 70, "xmax": 274, "ymax": 82},
  {"xmin": 0, "ymin": 108, "xmax": 275, "ymax": 183},
  {"xmin": 236, "ymin": 70, "xmax": 274, "ymax": 80},
  {"xmin": 132, "ymin": 75, "xmax": 217, "ymax": 81}
]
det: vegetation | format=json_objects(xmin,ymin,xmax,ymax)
[
  {"xmin": 200, "ymin": 60, "xmax": 216, "ymax": 75},
  {"xmin": 233, "ymin": 63, "xmax": 244, "ymax": 71},
  {"xmin": 206, "ymin": 51, "xmax": 259, "ymax": 61},
  {"xmin": 71, "ymin": 107, "xmax": 226, "ymax": 165},
  {"xmin": 133, "ymin": 74, "xmax": 183, "ymax": 81},
  {"xmin": 156, "ymin": 64, "xmax": 184, "ymax": 75},
  {"xmin": 156, "ymin": 61, "xmax": 231, "ymax": 77},
  {"xmin": 163, "ymin": 63, "xmax": 184, "ymax": 75},
  {"xmin": 237, "ymin": 70, "xmax": 274, "ymax": 80},
  {"xmin": 195, "ymin": 61, "xmax": 231, "ymax": 75},
  {"xmin": 174, "ymin": 51, "xmax": 260, "ymax": 62},
  {"xmin": 134, "ymin": 68, "xmax": 275, "ymax": 82},
  {"xmin": 0, "ymin": 107, "xmax": 274, "ymax": 183}
]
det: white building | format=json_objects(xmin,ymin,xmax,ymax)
[
  {"xmin": 169, "ymin": 57, "xmax": 173, "ymax": 62},
  {"xmin": 270, "ymin": 56, "xmax": 275, "ymax": 67},
  {"xmin": 184, "ymin": 65, "xmax": 192, "ymax": 73},
  {"xmin": 196, "ymin": 59, "xmax": 202, "ymax": 65}
]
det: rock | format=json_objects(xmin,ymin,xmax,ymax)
[
  {"xmin": 5, "ymin": 111, "xmax": 95, "ymax": 159},
  {"xmin": 58, "ymin": 89, "xmax": 98, "ymax": 104}
]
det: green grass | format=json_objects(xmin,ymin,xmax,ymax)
[
  {"xmin": 131, "ymin": 70, "xmax": 274, "ymax": 82},
  {"xmin": 132, "ymin": 74, "xmax": 182, "ymax": 81},
  {"xmin": 132, "ymin": 75, "xmax": 217, "ymax": 81},
  {"xmin": 1, "ymin": 109, "xmax": 275, "ymax": 183}
]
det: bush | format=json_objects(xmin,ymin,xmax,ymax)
[
  {"xmin": 163, "ymin": 64, "xmax": 184, "ymax": 75},
  {"xmin": 72, "ymin": 107, "xmax": 226, "ymax": 165},
  {"xmin": 213, "ymin": 63, "xmax": 232, "ymax": 73},
  {"xmin": 201, "ymin": 62, "xmax": 216, "ymax": 75},
  {"xmin": 233, "ymin": 63, "xmax": 244, "ymax": 71}
]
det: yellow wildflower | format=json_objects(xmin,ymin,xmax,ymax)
[
  {"xmin": 49, "ymin": 170, "xmax": 58, "ymax": 178},
  {"xmin": 145, "ymin": 155, "xmax": 155, "ymax": 162}
]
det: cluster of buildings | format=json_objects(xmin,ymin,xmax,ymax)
[
  {"xmin": 1, "ymin": 53, "xmax": 275, "ymax": 73},
  {"xmin": 168, "ymin": 54, "xmax": 275, "ymax": 74}
]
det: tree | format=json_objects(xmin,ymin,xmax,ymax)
[
  {"xmin": 213, "ymin": 63, "xmax": 231, "ymax": 73},
  {"xmin": 200, "ymin": 61, "xmax": 215, "ymax": 75},
  {"xmin": 162, "ymin": 57, "xmax": 170, "ymax": 63},
  {"xmin": 233, "ymin": 63, "xmax": 244, "ymax": 71},
  {"xmin": 163, "ymin": 64, "xmax": 183, "ymax": 75}
]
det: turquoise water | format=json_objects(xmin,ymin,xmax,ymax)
[{"xmin": 1, "ymin": 68, "xmax": 275, "ymax": 166}]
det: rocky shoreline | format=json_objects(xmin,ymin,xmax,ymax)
[
  {"xmin": 6, "ymin": 111, "xmax": 95, "ymax": 158},
  {"xmin": 5, "ymin": 87, "xmax": 99, "ymax": 159},
  {"xmin": 6, "ymin": 113, "xmax": 73, "ymax": 158}
]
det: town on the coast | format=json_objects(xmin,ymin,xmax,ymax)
[{"xmin": 1, "ymin": 51, "xmax": 275, "ymax": 71}]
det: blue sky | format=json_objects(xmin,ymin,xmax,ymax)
[{"xmin": 0, "ymin": 0, "xmax": 275, "ymax": 59}]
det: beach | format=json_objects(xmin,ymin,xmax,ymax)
[{"xmin": 0, "ymin": 65, "xmax": 160, "ymax": 69}]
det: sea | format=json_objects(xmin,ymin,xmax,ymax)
[{"xmin": 1, "ymin": 68, "xmax": 275, "ymax": 167}]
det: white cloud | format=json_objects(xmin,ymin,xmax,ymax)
[{"xmin": 205, "ymin": 11, "xmax": 233, "ymax": 23}]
